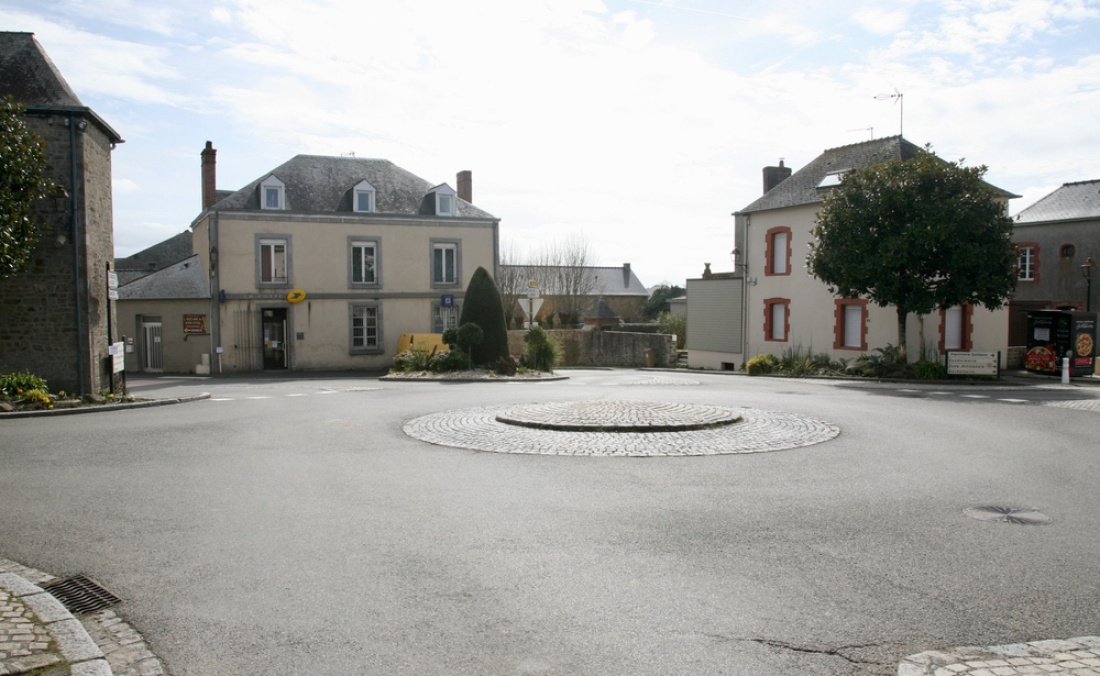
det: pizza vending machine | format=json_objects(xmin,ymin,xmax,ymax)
[{"xmin": 1025, "ymin": 309, "xmax": 1097, "ymax": 377}]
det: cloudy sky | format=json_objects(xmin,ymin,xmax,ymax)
[{"xmin": 2, "ymin": 0, "xmax": 1098, "ymax": 287}]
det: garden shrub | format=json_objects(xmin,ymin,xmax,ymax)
[
  {"xmin": 522, "ymin": 325, "xmax": 560, "ymax": 373},
  {"xmin": 457, "ymin": 267, "xmax": 509, "ymax": 366},
  {"xmin": 392, "ymin": 348, "xmax": 433, "ymax": 373},
  {"xmin": 0, "ymin": 371, "xmax": 48, "ymax": 397},
  {"xmin": 428, "ymin": 349, "xmax": 468, "ymax": 372},
  {"xmin": 914, "ymin": 360, "xmax": 946, "ymax": 380},
  {"xmin": 746, "ymin": 353, "xmax": 780, "ymax": 375}
]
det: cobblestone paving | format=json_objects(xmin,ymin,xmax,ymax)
[
  {"xmin": 0, "ymin": 585, "xmax": 59, "ymax": 675},
  {"xmin": 404, "ymin": 400, "xmax": 840, "ymax": 456},
  {"xmin": 619, "ymin": 376, "xmax": 701, "ymax": 386},
  {"xmin": 1043, "ymin": 399, "xmax": 1100, "ymax": 412},
  {"xmin": 900, "ymin": 636, "xmax": 1100, "ymax": 676}
]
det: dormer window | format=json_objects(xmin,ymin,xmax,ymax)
[
  {"xmin": 261, "ymin": 175, "xmax": 286, "ymax": 210},
  {"xmin": 353, "ymin": 179, "xmax": 376, "ymax": 213},
  {"xmin": 431, "ymin": 184, "xmax": 457, "ymax": 216}
]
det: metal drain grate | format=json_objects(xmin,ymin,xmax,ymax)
[
  {"xmin": 964, "ymin": 506, "xmax": 1053, "ymax": 525},
  {"xmin": 42, "ymin": 574, "xmax": 122, "ymax": 614}
]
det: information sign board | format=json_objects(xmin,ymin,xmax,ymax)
[
  {"xmin": 183, "ymin": 314, "xmax": 208, "ymax": 334},
  {"xmin": 946, "ymin": 351, "xmax": 999, "ymax": 376}
]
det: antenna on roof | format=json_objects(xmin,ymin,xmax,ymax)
[
  {"xmin": 341, "ymin": 151, "xmax": 356, "ymax": 158},
  {"xmin": 848, "ymin": 126, "xmax": 874, "ymax": 140},
  {"xmin": 873, "ymin": 89, "xmax": 903, "ymax": 137}
]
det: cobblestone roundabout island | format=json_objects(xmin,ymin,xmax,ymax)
[{"xmin": 403, "ymin": 399, "xmax": 840, "ymax": 456}]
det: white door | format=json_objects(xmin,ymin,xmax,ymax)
[{"xmin": 142, "ymin": 321, "xmax": 163, "ymax": 372}]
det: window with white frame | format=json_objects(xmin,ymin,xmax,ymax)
[
  {"xmin": 260, "ymin": 175, "xmax": 286, "ymax": 210},
  {"xmin": 432, "ymin": 299, "xmax": 462, "ymax": 333},
  {"xmin": 433, "ymin": 185, "xmax": 456, "ymax": 216},
  {"xmin": 258, "ymin": 237, "xmax": 289, "ymax": 285},
  {"xmin": 350, "ymin": 303, "xmax": 382, "ymax": 353},
  {"xmin": 432, "ymin": 241, "xmax": 459, "ymax": 286},
  {"xmin": 349, "ymin": 238, "xmax": 379, "ymax": 286},
  {"xmin": 353, "ymin": 179, "xmax": 376, "ymax": 213},
  {"xmin": 1017, "ymin": 244, "xmax": 1038, "ymax": 281}
]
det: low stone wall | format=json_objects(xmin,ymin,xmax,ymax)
[{"xmin": 508, "ymin": 329, "xmax": 676, "ymax": 367}]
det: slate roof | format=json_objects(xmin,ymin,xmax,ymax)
[
  {"xmin": 207, "ymin": 155, "xmax": 496, "ymax": 220},
  {"xmin": 118, "ymin": 255, "xmax": 210, "ymax": 300},
  {"xmin": 737, "ymin": 136, "xmax": 1017, "ymax": 214},
  {"xmin": 0, "ymin": 32, "xmax": 82, "ymax": 106},
  {"xmin": 0, "ymin": 32, "xmax": 123, "ymax": 143},
  {"xmin": 115, "ymin": 231, "xmax": 194, "ymax": 285},
  {"xmin": 502, "ymin": 264, "xmax": 650, "ymax": 297},
  {"xmin": 1013, "ymin": 179, "xmax": 1100, "ymax": 225}
]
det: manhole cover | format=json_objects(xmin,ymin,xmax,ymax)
[
  {"xmin": 964, "ymin": 506, "xmax": 1053, "ymax": 525},
  {"xmin": 42, "ymin": 574, "xmax": 122, "ymax": 614}
]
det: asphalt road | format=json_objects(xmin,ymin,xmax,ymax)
[{"xmin": 2, "ymin": 370, "xmax": 1098, "ymax": 676}]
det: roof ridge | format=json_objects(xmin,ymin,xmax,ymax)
[
  {"xmin": 820, "ymin": 134, "xmax": 904, "ymax": 154},
  {"xmin": 1062, "ymin": 179, "xmax": 1100, "ymax": 187}
]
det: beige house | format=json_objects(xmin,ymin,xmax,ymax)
[
  {"xmin": 191, "ymin": 145, "xmax": 499, "ymax": 373},
  {"xmin": 689, "ymin": 137, "xmax": 1017, "ymax": 371}
]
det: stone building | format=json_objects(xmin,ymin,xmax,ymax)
[{"xmin": 0, "ymin": 32, "xmax": 123, "ymax": 394}]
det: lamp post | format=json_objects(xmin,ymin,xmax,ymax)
[{"xmin": 1082, "ymin": 257, "xmax": 1094, "ymax": 312}]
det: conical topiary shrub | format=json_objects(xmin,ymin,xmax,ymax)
[{"xmin": 458, "ymin": 266, "xmax": 510, "ymax": 366}]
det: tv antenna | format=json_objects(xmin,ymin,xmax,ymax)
[
  {"xmin": 873, "ymin": 88, "xmax": 903, "ymax": 137},
  {"xmin": 848, "ymin": 126, "xmax": 873, "ymax": 140}
]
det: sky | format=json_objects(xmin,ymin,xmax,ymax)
[{"xmin": 2, "ymin": 0, "xmax": 1098, "ymax": 288}]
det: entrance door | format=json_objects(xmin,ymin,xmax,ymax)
[
  {"xmin": 262, "ymin": 308, "xmax": 288, "ymax": 370},
  {"xmin": 141, "ymin": 320, "xmax": 163, "ymax": 372}
]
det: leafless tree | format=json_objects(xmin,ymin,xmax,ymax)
[{"xmin": 497, "ymin": 242, "xmax": 526, "ymax": 329}]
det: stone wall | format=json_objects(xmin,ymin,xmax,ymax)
[
  {"xmin": 0, "ymin": 112, "xmax": 116, "ymax": 394},
  {"xmin": 508, "ymin": 328, "xmax": 675, "ymax": 367}
]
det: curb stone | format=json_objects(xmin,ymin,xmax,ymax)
[{"xmin": 0, "ymin": 393, "xmax": 211, "ymax": 419}]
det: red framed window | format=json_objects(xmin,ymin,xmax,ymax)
[
  {"xmin": 939, "ymin": 304, "xmax": 973, "ymax": 353},
  {"xmin": 833, "ymin": 299, "xmax": 868, "ymax": 351},
  {"xmin": 764, "ymin": 298, "xmax": 790, "ymax": 342},
  {"xmin": 765, "ymin": 227, "xmax": 792, "ymax": 276}
]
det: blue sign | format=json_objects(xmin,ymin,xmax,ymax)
[{"xmin": 441, "ymin": 294, "xmax": 454, "ymax": 308}]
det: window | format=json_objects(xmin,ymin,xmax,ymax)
[
  {"xmin": 765, "ymin": 227, "xmax": 792, "ymax": 276},
  {"xmin": 350, "ymin": 303, "xmax": 383, "ymax": 354},
  {"xmin": 939, "ymin": 305, "xmax": 972, "ymax": 352},
  {"xmin": 260, "ymin": 175, "xmax": 285, "ymax": 210},
  {"xmin": 432, "ymin": 185, "xmax": 457, "ymax": 216},
  {"xmin": 432, "ymin": 299, "xmax": 462, "ymax": 333},
  {"xmin": 349, "ymin": 237, "xmax": 380, "ymax": 287},
  {"xmin": 1061, "ymin": 244, "xmax": 1076, "ymax": 258},
  {"xmin": 763, "ymin": 298, "xmax": 789, "ymax": 342},
  {"xmin": 833, "ymin": 299, "xmax": 868, "ymax": 350},
  {"xmin": 257, "ymin": 236, "xmax": 290, "ymax": 286},
  {"xmin": 353, "ymin": 179, "xmax": 376, "ymax": 213},
  {"xmin": 432, "ymin": 240, "xmax": 459, "ymax": 286},
  {"xmin": 1017, "ymin": 243, "xmax": 1039, "ymax": 281}
]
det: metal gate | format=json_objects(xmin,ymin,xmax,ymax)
[{"xmin": 141, "ymin": 321, "xmax": 163, "ymax": 372}]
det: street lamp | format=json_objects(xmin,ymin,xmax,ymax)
[{"xmin": 1082, "ymin": 257, "xmax": 1095, "ymax": 312}]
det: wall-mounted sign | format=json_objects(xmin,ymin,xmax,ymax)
[
  {"xmin": 287, "ymin": 289, "xmax": 307, "ymax": 303},
  {"xmin": 183, "ymin": 314, "xmax": 208, "ymax": 334}
]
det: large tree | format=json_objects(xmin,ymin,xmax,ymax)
[
  {"xmin": 0, "ymin": 98, "xmax": 54, "ymax": 277},
  {"xmin": 807, "ymin": 147, "xmax": 1017, "ymax": 354}
]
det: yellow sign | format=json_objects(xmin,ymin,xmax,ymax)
[
  {"xmin": 287, "ymin": 289, "xmax": 307, "ymax": 304},
  {"xmin": 528, "ymin": 279, "xmax": 538, "ymax": 287}
]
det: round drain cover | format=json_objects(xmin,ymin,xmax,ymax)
[{"xmin": 964, "ymin": 506, "xmax": 1052, "ymax": 525}]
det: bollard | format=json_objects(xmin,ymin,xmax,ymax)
[{"xmin": 1062, "ymin": 357, "xmax": 1071, "ymax": 384}]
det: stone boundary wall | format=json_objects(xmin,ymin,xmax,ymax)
[{"xmin": 508, "ymin": 329, "xmax": 675, "ymax": 367}]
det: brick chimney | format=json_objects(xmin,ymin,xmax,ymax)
[
  {"xmin": 457, "ymin": 170, "xmax": 472, "ymax": 203},
  {"xmin": 762, "ymin": 159, "xmax": 791, "ymax": 195},
  {"xmin": 201, "ymin": 141, "xmax": 217, "ymax": 210}
]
